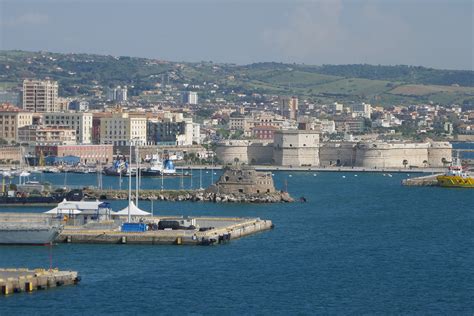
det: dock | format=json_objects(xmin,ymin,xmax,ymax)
[
  {"xmin": 402, "ymin": 174, "xmax": 441, "ymax": 186},
  {"xmin": 58, "ymin": 217, "xmax": 273, "ymax": 245},
  {"xmin": 0, "ymin": 268, "xmax": 80, "ymax": 295}
]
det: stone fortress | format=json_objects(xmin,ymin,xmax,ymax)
[
  {"xmin": 215, "ymin": 130, "xmax": 452, "ymax": 169},
  {"xmin": 207, "ymin": 166, "xmax": 276, "ymax": 195}
]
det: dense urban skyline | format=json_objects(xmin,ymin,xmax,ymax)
[{"xmin": 1, "ymin": 0, "xmax": 472, "ymax": 70}]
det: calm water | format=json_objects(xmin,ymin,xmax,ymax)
[{"xmin": 0, "ymin": 171, "xmax": 473, "ymax": 314}]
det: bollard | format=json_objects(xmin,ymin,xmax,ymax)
[
  {"xmin": 121, "ymin": 236, "xmax": 126, "ymax": 244},
  {"xmin": 1, "ymin": 285, "xmax": 9, "ymax": 295},
  {"xmin": 67, "ymin": 236, "xmax": 72, "ymax": 243},
  {"xmin": 176, "ymin": 237, "xmax": 182, "ymax": 245},
  {"xmin": 25, "ymin": 282, "xmax": 33, "ymax": 292}
]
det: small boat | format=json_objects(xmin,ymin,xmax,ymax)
[{"xmin": 436, "ymin": 157, "xmax": 474, "ymax": 188}]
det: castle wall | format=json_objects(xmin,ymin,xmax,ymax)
[
  {"xmin": 321, "ymin": 141, "xmax": 452, "ymax": 169},
  {"xmin": 273, "ymin": 130, "xmax": 319, "ymax": 166},
  {"xmin": 248, "ymin": 143, "xmax": 274, "ymax": 164},
  {"xmin": 355, "ymin": 142, "xmax": 429, "ymax": 168},
  {"xmin": 427, "ymin": 142, "xmax": 452, "ymax": 167},
  {"xmin": 319, "ymin": 142, "xmax": 356, "ymax": 166},
  {"xmin": 215, "ymin": 140, "xmax": 272, "ymax": 165}
]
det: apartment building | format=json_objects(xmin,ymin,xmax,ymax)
[
  {"xmin": 99, "ymin": 112, "xmax": 147, "ymax": 146},
  {"xmin": 22, "ymin": 79, "xmax": 59, "ymax": 112},
  {"xmin": 42, "ymin": 112, "xmax": 93, "ymax": 144},
  {"xmin": 0, "ymin": 104, "xmax": 33, "ymax": 143}
]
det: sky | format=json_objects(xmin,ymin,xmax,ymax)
[{"xmin": 0, "ymin": 0, "xmax": 472, "ymax": 70}]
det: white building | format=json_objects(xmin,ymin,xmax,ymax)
[
  {"xmin": 183, "ymin": 91, "xmax": 198, "ymax": 105},
  {"xmin": 106, "ymin": 86, "xmax": 128, "ymax": 102},
  {"xmin": 22, "ymin": 79, "xmax": 59, "ymax": 112},
  {"xmin": 320, "ymin": 120, "xmax": 336, "ymax": 134},
  {"xmin": 192, "ymin": 122, "xmax": 201, "ymax": 144},
  {"xmin": 42, "ymin": 112, "xmax": 93, "ymax": 144},
  {"xmin": 351, "ymin": 102, "xmax": 372, "ymax": 119}
]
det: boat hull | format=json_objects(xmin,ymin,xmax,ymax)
[
  {"xmin": 0, "ymin": 226, "xmax": 61, "ymax": 245},
  {"xmin": 140, "ymin": 170, "xmax": 191, "ymax": 177},
  {"xmin": 436, "ymin": 175, "xmax": 474, "ymax": 188}
]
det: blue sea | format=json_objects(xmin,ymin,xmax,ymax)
[{"xmin": 0, "ymin": 171, "xmax": 473, "ymax": 315}]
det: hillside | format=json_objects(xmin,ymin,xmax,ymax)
[{"xmin": 0, "ymin": 50, "xmax": 473, "ymax": 106}]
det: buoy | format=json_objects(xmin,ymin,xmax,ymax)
[
  {"xmin": 354, "ymin": 174, "xmax": 358, "ymax": 177},
  {"xmin": 342, "ymin": 175, "xmax": 346, "ymax": 178},
  {"xmin": 289, "ymin": 175, "xmax": 293, "ymax": 177},
  {"xmin": 271, "ymin": 173, "xmax": 275, "ymax": 176},
  {"xmin": 313, "ymin": 173, "xmax": 317, "ymax": 176},
  {"xmin": 388, "ymin": 174, "xmax": 393, "ymax": 177}
]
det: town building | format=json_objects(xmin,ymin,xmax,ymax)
[
  {"xmin": 147, "ymin": 120, "xmax": 185, "ymax": 145},
  {"xmin": 0, "ymin": 104, "xmax": 33, "ymax": 143},
  {"xmin": 279, "ymin": 96, "xmax": 298, "ymax": 120},
  {"xmin": 42, "ymin": 112, "xmax": 93, "ymax": 144},
  {"xmin": 0, "ymin": 146, "xmax": 22, "ymax": 164},
  {"xmin": 106, "ymin": 86, "xmax": 128, "ymax": 102},
  {"xmin": 252, "ymin": 125, "xmax": 278, "ymax": 140},
  {"xmin": 22, "ymin": 79, "xmax": 59, "ymax": 112},
  {"xmin": 334, "ymin": 117, "xmax": 366, "ymax": 133},
  {"xmin": 35, "ymin": 144, "xmax": 114, "ymax": 164},
  {"xmin": 99, "ymin": 112, "xmax": 147, "ymax": 146},
  {"xmin": 69, "ymin": 100, "xmax": 90, "ymax": 112},
  {"xmin": 182, "ymin": 91, "xmax": 198, "ymax": 105},
  {"xmin": 350, "ymin": 102, "xmax": 372, "ymax": 118},
  {"xmin": 18, "ymin": 126, "xmax": 76, "ymax": 145}
]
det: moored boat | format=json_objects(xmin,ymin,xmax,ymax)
[
  {"xmin": 0, "ymin": 215, "xmax": 62, "ymax": 245},
  {"xmin": 436, "ymin": 157, "xmax": 474, "ymax": 188},
  {"xmin": 140, "ymin": 154, "xmax": 189, "ymax": 177}
]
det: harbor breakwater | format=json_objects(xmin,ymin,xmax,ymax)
[{"xmin": 83, "ymin": 188, "xmax": 294, "ymax": 203}]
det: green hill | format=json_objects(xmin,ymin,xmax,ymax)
[{"xmin": 0, "ymin": 50, "xmax": 472, "ymax": 106}]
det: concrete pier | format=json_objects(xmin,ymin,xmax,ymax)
[
  {"xmin": 58, "ymin": 217, "xmax": 273, "ymax": 245},
  {"xmin": 0, "ymin": 268, "xmax": 80, "ymax": 295}
]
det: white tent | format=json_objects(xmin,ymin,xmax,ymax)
[
  {"xmin": 44, "ymin": 199, "xmax": 116, "ymax": 215},
  {"xmin": 115, "ymin": 201, "xmax": 151, "ymax": 216}
]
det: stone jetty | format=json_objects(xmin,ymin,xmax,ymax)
[
  {"xmin": 83, "ymin": 188, "xmax": 293, "ymax": 203},
  {"xmin": 0, "ymin": 268, "xmax": 80, "ymax": 295}
]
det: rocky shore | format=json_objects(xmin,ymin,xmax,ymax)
[{"xmin": 83, "ymin": 188, "xmax": 294, "ymax": 203}]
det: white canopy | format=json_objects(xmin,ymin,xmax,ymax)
[
  {"xmin": 44, "ymin": 207, "xmax": 82, "ymax": 215},
  {"xmin": 115, "ymin": 201, "xmax": 151, "ymax": 216},
  {"xmin": 44, "ymin": 199, "xmax": 116, "ymax": 215}
]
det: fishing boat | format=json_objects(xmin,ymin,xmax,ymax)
[
  {"xmin": 436, "ymin": 156, "xmax": 474, "ymax": 188},
  {"xmin": 0, "ymin": 214, "xmax": 62, "ymax": 245},
  {"xmin": 103, "ymin": 156, "xmax": 136, "ymax": 177},
  {"xmin": 140, "ymin": 154, "xmax": 189, "ymax": 177}
]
